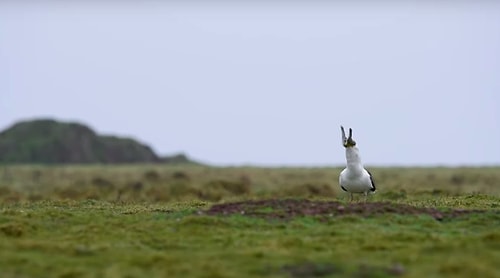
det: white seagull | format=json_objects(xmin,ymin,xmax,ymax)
[{"xmin": 339, "ymin": 126, "xmax": 376, "ymax": 202}]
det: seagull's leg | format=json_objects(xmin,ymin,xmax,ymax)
[
  {"xmin": 349, "ymin": 193, "xmax": 353, "ymax": 202},
  {"xmin": 364, "ymin": 192, "xmax": 368, "ymax": 203}
]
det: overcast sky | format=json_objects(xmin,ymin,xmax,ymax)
[{"xmin": 1, "ymin": 2, "xmax": 499, "ymax": 166}]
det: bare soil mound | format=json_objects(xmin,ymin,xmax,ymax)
[{"xmin": 205, "ymin": 199, "xmax": 481, "ymax": 221}]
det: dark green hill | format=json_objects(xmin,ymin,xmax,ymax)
[{"xmin": 0, "ymin": 119, "xmax": 192, "ymax": 164}]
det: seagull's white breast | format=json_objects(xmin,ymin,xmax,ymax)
[{"xmin": 339, "ymin": 168, "xmax": 373, "ymax": 193}]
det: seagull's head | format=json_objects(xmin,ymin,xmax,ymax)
[{"xmin": 341, "ymin": 126, "xmax": 356, "ymax": 148}]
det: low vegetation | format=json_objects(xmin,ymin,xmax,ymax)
[{"xmin": 0, "ymin": 165, "xmax": 499, "ymax": 277}]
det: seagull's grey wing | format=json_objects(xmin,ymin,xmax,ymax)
[{"xmin": 366, "ymin": 170, "xmax": 376, "ymax": 192}]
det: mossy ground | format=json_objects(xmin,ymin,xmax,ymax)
[{"xmin": 0, "ymin": 166, "xmax": 499, "ymax": 277}]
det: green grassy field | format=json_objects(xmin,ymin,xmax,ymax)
[{"xmin": 0, "ymin": 165, "xmax": 499, "ymax": 278}]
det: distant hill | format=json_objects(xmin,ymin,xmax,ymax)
[{"xmin": 0, "ymin": 119, "xmax": 195, "ymax": 164}]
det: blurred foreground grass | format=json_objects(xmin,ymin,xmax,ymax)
[{"xmin": 0, "ymin": 165, "xmax": 499, "ymax": 277}]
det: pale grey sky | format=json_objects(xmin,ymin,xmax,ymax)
[{"xmin": 1, "ymin": 2, "xmax": 499, "ymax": 166}]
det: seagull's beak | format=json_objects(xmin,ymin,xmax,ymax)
[
  {"xmin": 341, "ymin": 126, "xmax": 347, "ymax": 146},
  {"xmin": 341, "ymin": 126, "xmax": 356, "ymax": 147}
]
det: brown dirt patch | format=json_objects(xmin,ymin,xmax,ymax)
[
  {"xmin": 204, "ymin": 199, "xmax": 482, "ymax": 221},
  {"xmin": 281, "ymin": 262, "xmax": 340, "ymax": 278}
]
